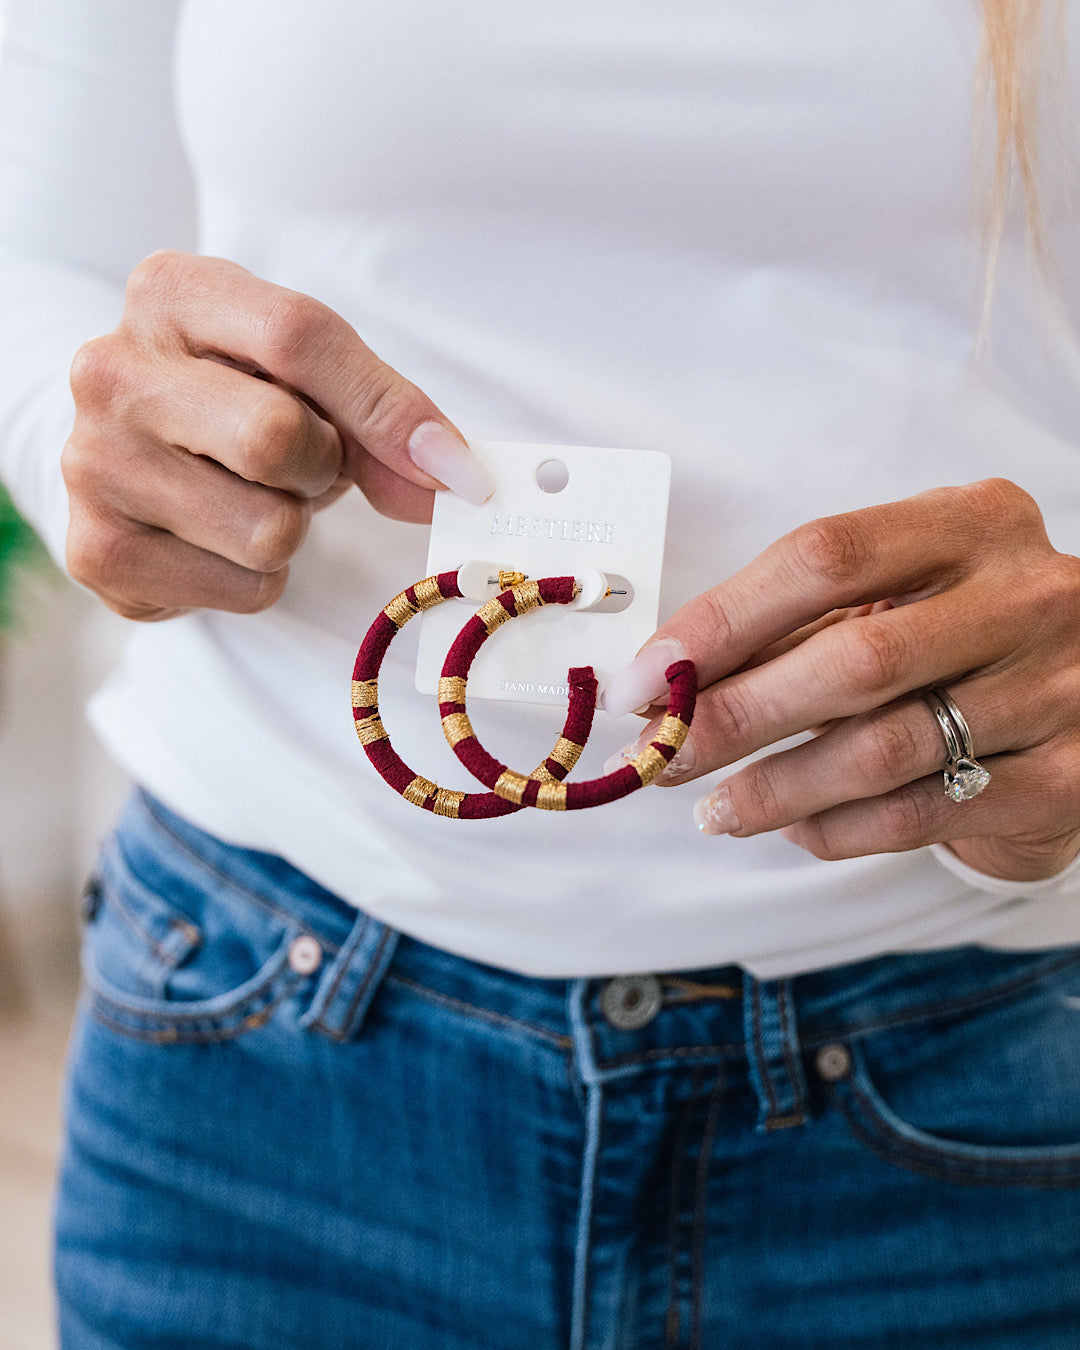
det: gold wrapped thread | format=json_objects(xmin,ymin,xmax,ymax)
[
  {"xmin": 631, "ymin": 744, "xmax": 669, "ymax": 785},
  {"xmin": 412, "ymin": 576, "xmax": 444, "ymax": 609},
  {"xmin": 510, "ymin": 580, "xmax": 543, "ymax": 615},
  {"xmin": 355, "ymin": 714, "xmax": 389, "ymax": 747},
  {"xmin": 441, "ymin": 712, "xmax": 474, "ymax": 748},
  {"xmin": 351, "ymin": 679, "xmax": 379, "ymax": 708},
  {"xmin": 432, "ymin": 788, "xmax": 465, "ymax": 818},
  {"xmin": 652, "ymin": 717, "xmax": 690, "ymax": 751},
  {"xmin": 494, "ymin": 769, "xmax": 530, "ymax": 805},
  {"xmin": 438, "ymin": 676, "xmax": 468, "ymax": 705},
  {"xmin": 549, "ymin": 736, "xmax": 584, "ymax": 772},
  {"xmin": 530, "ymin": 762, "xmax": 558, "ymax": 784},
  {"xmin": 403, "ymin": 775, "xmax": 437, "ymax": 808},
  {"xmin": 384, "ymin": 591, "xmax": 418, "ymax": 628},
  {"xmin": 478, "ymin": 597, "xmax": 513, "ymax": 634},
  {"xmin": 536, "ymin": 781, "xmax": 569, "ymax": 811}
]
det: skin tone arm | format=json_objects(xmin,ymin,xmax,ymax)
[
  {"xmin": 601, "ymin": 479, "xmax": 1080, "ymax": 884},
  {"xmin": 62, "ymin": 250, "xmax": 495, "ymax": 622}
]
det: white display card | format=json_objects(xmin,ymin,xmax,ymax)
[{"xmin": 416, "ymin": 441, "xmax": 672, "ymax": 705}]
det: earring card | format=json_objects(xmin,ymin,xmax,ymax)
[{"xmin": 416, "ymin": 441, "xmax": 672, "ymax": 705}]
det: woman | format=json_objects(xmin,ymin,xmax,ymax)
[{"xmin": 2, "ymin": 1, "xmax": 1080, "ymax": 1345}]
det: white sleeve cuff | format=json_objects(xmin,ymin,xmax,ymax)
[{"xmin": 930, "ymin": 841, "xmax": 1080, "ymax": 898}]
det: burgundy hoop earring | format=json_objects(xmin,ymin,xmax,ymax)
[
  {"xmin": 440, "ymin": 583, "xmax": 697, "ymax": 810},
  {"xmin": 352, "ymin": 571, "xmax": 597, "ymax": 819}
]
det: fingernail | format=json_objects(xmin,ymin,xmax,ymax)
[
  {"xmin": 602, "ymin": 721, "xmax": 657, "ymax": 775},
  {"xmin": 408, "ymin": 422, "xmax": 496, "ymax": 505},
  {"xmin": 693, "ymin": 784, "xmax": 740, "ymax": 835},
  {"xmin": 602, "ymin": 747, "xmax": 634, "ymax": 775},
  {"xmin": 600, "ymin": 639, "xmax": 685, "ymax": 719},
  {"xmin": 602, "ymin": 725, "xmax": 694, "ymax": 782},
  {"xmin": 659, "ymin": 736, "xmax": 696, "ymax": 782}
]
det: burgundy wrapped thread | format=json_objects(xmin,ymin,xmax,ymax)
[
  {"xmin": 441, "ymin": 592, "xmax": 699, "ymax": 811},
  {"xmin": 352, "ymin": 571, "xmax": 596, "ymax": 820}
]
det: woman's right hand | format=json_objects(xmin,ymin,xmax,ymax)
[{"xmin": 62, "ymin": 250, "xmax": 494, "ymax": 621}]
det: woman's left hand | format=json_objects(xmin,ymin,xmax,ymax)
[{"xmin": 601, "ymin": 478, "xmax": 1080, "ymax": 882}]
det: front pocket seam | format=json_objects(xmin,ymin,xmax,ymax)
[
  {"xmin": 83, "ymin": 923, "xmax": 301, "ymax": 1023},
  {"xmin": 86, "ymin": 973, "xmax": 304, "ymax": 1044},
  {"xmin": 828, "ymin": 1064, "xmax": 1080, "ymax": 1189}
]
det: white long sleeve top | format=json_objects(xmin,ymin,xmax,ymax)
[{"xmin": 3, "ymin": 0, "xmax": 1080, "ymax": 978}]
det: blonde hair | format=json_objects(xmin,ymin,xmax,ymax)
[{"xmin": 976, "ymin": 0, "xmax": 1065, "ymax": 327}]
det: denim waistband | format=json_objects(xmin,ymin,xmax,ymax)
[{"xmin": 112, "ymin": 787, "xmax": 1080, "ymax": 1082}]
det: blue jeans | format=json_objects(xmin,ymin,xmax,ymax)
[{"xmin": 55, "ymin": 788, "xmax": 1080, "ymax": 1349}]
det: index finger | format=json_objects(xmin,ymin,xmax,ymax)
[
  {"xmin": 601, "ymin": 481, "xmax": 1031, "ymax": 717},
  {"xmin": 127, "ymin": 251, "xmax": 496, "ymax": 504}
]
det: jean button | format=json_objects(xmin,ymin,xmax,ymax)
[
  {"xmin": 815, "ymin": 1043, "xmax": 852, "ymax": 1082},
  {"xmin": 600, "ymin": 975, "xmax": 663, "ymax": 1030},
  {"xmin": 288, "ymin": 934, "xmax": 323, "ymax": 976}
]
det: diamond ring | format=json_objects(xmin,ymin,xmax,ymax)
[{"xmin": 920, "ymin": 686, "xmax": 991, "ymax": 802}]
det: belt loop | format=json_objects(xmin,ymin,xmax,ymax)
[
  {"xmin": 742, "ymin": 973, "xmax": 808, "ymax": 1133},
  {"xmin": 299, "ymin": 909, "xmax": 400, "ymax": 1043}
]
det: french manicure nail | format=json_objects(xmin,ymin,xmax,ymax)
[
  {"xmin": 602, "ymin": 726, "xmax": 652, "ymax": 775},
  {"xmin": 600, "ymin": 639, "xmax": 686, "ymax": 719},
  {"xmin": 658, "ymin": 736, "xmax": 696, "ymax": 782},
  {"xmin": 693, "ymin": 784, "xmax": 740, "ymax": 835},
  {"xmin": 603, "ymin": 729, "xmax": 695, "ymax": 782},
  {"xmin": 602, "ymin": 747, "xmax": 634, "ymax": 776},
  {"xmin": 408, "ymin": 422, "xmax": 496, "ymax": 505}
]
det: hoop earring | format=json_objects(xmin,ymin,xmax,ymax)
[
  {"xmin": 352, "ymin": 571, "xmax": 597, "ymax": 819},
  {"xmin": 441, "ymin": 581, "xmax": 697, "ymax": 810}
]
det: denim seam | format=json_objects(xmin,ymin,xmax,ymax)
[
  {"xmin": 100, "ymin": 849, "xmax": 191, "ymax": 970},
  {"xmin": 308, "ymin": 914, "xmax": 371, "ymax": 1038},
  {"xmin": 776, "ymin": 980, "xmax": 806, "ymax": 1127},
  {"xmin": 140, "ymin": 793, "xmax": 345, "ymax": 955},
  {"xmin": 384, "ymin": 972, "xmax": 573, "ymax": 1050},
  {"xmin": 691, "ymin": 1070, "xmax": 724, "ymax": 1350},
  {"xmin": 802, "ymin": 948, "xmax": 1080, "ymax": 1047},
  {"xmin": 750, "ymin": 979, "xmax": 779, "ymax": 1121},
  {"xmin": 568, "ymin": 980, "xmax": 600, "ymax": 1350},
  {"xmin": 832, "ymin": 1078, "xmax": 1080, "ymax": 1188},
  {"xmin": 85, "ymin": 942, "xmax": 302, "ymax": 1024},
  {"xmin": 87, "ymin": 975, "xmax": 302, "ymax": 1045},
  {"xmin": 665, "ymin": 1076, "xmax": 699, "ymax": 1348},
  {"xmin": 312, "ymin": 924, "xmax": 394, "ymax": 1044},
  {"xmin": 595, "ymin": 1043, "xmax": 744, "ymax": 1072}
]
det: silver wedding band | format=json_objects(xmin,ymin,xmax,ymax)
[{"xmin": 920, "ymin": 686, "xmax": 991, "ymax": 802}]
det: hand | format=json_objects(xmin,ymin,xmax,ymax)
[
  {"xmin": 602, "ymin": 479, "xmax": 1080, "ymax": 883},
  {"xmin": 62, "ymin": 250, "xmax": 494, "ymax": 620}
]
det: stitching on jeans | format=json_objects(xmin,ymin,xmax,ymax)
[
  {"xmin": 385, "ymin": 973, "xmax": 573, "ymax": 1049},
  {"xmin": 776, "ymin": 981, "xmax": 806, "ymax": 1125},
  {"xmin": 140, "ymin": 794, "xmax": 345, "ymax": 955},
  {"xmin": 88, "ymin": 959, "xmax": 294, "ymax": 1022},
  {"xmin": 338, "ymin": 925, "xmax": 391, "ymax": 1036},
  {"xmin": 665, "ymin": 1074, "xmax": 701, "ymax": 1347},
  {"xmin": 87, "ymin": 977, "xmax": 301, "ymax": 1045},
  {"xmin": 691, "ymin": 1069, "xmax": 724, "ymax": 1350},
  {"xmin": 833, "ymin": 1081, "xmax": 1080, "ymax": 1188},
  {"xmin": 751, "ymin": 980, "xmax": 779, "ymax": 1118},
  {"xmin": 309, "ymin": 915, "xmax": 371, "ymax": 1038},
  {"xmin": 803, "ymin": 949, "xmax": 1080, "ymax": 1046},
  {"xmin": 100, "ymin": 876, "xmax": 186, "ymax": 970},
  {"xmin": 315, "ymin": 924, "xmax": 391, "ymax": 1043},
  {"xmin": 598, "ymin": 1043, "xmax": 743, "ymax": 1070}
]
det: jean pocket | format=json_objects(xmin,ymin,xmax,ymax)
[
  {"xmin": 82, "ymin": 831, "xmax": 308, "ymax": 1045},
  {"xmin": 820, "ymin": 960, "xmax": 1080, "ymax": 1188}
]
